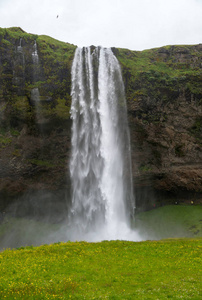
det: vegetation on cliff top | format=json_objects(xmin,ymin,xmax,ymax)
[{"xmin": 116, "ymin": 44, "xmax": 202, "ymax": 104}]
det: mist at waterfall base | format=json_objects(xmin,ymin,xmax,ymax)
[{"xmin": 67, "ymin": 46, "xmax": 141, "ymax": 242}]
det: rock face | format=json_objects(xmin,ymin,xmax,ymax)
[
  {"xmin": 0, "ymin": 27, "xmax": 75, "ymax": 218},
  {"xmin": 0, "ymin": 27, "xmax": 201, "ymax": 216},
  {"xmin": 115, "ymin": 45, "xmax": 202, "ymax": 210}
]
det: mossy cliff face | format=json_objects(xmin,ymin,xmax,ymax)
[
  {"xmin": 0, "ymin": 27, "xmax": 201, "ymax": 215},
  {"xmin": 115, "ymin": 45, "xmax": 202, "ymax": 209},
  {"xmin": 0, "ymin": 27, "xmax": 76, "ymax": 217}
]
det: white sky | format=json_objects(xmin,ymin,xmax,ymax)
[{"xmin": 0, "ymin": 0, "xmax": 202, "ymax": 50}]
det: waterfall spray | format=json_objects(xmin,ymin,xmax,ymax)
[{"xmin": 69, "ymin": 47, "xmax": 138, "ymax": 241}]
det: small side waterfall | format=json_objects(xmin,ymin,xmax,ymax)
[
  {"xmin": 17, "ymin": 38, "xmax": 23, "ymax": 53},
  {"xmin": 32, "ymin": 40, "xmax": 39, "ymax": 65},
  {"xmin": 31, "ymin": 40, "xmax": 42, "ymax": 128},
  {"xmin": 69, "ymin": 47, "xmax": 139, "ymax": 241},
  {"xmin": 17, "ymin": 38, "xmax": 25, "ymax": 66},
  {"xmin": 13, "ymin": 38, "xmax": 25, "ymax": 87},
  {"xmin": 31, "ymin": 41, "xmax": 40, "ymax": 101}
]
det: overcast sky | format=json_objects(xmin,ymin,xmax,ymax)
[{"xmin": 0, "ymin": 0, "xmax": 202, "ymax": 50}]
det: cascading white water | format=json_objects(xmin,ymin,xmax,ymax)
[
  {"xmin": 13, "ymin": 38, "xmax": 25, "ymax": 86},
  {"xmin": 32, "ymin": 40, "xmax": 39, "ymax": 84},
  {"xmin": 69, "ymin": 46, "xmax": 139, "ymax": 241},
  {"xmin": 18, "ymin": 38, "xmax": 25, "ymax": 66},
  {"xmin": 32, "ymin": 40, "xmax": 39, "ymax": 65},
  {"xmin": 31, "ymin": 40, "xmax": 43, "ymax": 128},
  {"xmin": 17, "ymin": 38, "xmax": 23, "ymax": 53}
]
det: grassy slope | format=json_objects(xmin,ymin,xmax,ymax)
[
  {"xmin": 116, "ymin": 45, "xmax": 202, "ymax": 104},
  {"xmin": 0, "ymin": 239, "xmax": 201, "ymax": 299},
  {"xmin": 117, "ymin": 45, "xmax": 201, "ymax": 76},
  {"xmin": 135, "ymin": 205, "xmax": 202, "ymax": 240}
]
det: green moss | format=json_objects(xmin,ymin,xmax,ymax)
[
  {"xmin": 139, "ymin": 164, "xmax": 152, "ymax": 172},
  {"xmin": 7, "ymin": 27, "xmax": 25, "ymax": 33},
  {"xmin": 53, "ymin": 98, "xmax": 70, "ymax": 119},
  {"xmin": 0, "ymin": 127, "xmax": 20, "ymax": 149},
  {"xmin": 12, "ymin": 96, "xmax": 29, "ymax": 112},
  {"xmin": 0, "ymin": 27, "xmax": 36, "ymax": 46},
  {"xmin": 12, "ymin": 149, "xmax": 21, "ymax": 157},
  {"xmin": 28, "ymin": 159, "xmax": 55, "ymax": 168},
  {"xmin": 10, "ymin": 128, "xmax": 20, "ymax": 136},
  {"xmin": 0, "ymin": 136, "xmax": 12, "ymax": 146},
  {"xmin": 0, "ymin": 27, "xmax": 75, "ymax": 118},
  {"xmin": 37, "ymin": 35, "xmax": 76, "ymax": 65},
  {"xmin": 116, "ymin": 45, "xmax": 202, "ymax": 106},
  {"xmin": 1, "ymin": 39, "xmax": 12, "ymax": 46}
]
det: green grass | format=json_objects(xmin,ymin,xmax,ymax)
[
  {"xmin": 135, "ymin": 205, "xmax": 202, "ymax": 240},
  {"xmin": 0, "ymin": 27, "xmax": 37, "ymax": 44},
  {"xmin": 116, "ymin": 45, "xmax": 202, "ymax": 104},
  {"xmin": 0, "ymin": 239, "xmax": 201, "ymax": 299},
  {"xmin": 37, "ymin": 35, "xmax": 76, "ymax": 63},
  {"xmin": 117, "ymin": 45, "xmax": 201, "ymax": 77}
]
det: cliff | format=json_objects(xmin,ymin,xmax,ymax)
[
  {"xmin": 115, "ymin": 45, "xmax": 202, "ymax": 209},
  {"xmin": 0, "ymin": 27, "xmax": 201, "ymax": 216}
]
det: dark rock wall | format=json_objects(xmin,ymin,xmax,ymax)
[
  {"xmin": 116, "ymin": 45, "xmax": 202, "ymax": 210},
  {"xmin": 0, "ymin": 27, "xmax": 201, "ymax": 216},
  {"xmin": 0, "ymin": 28, "xmax": 75, "ymax": 216}
]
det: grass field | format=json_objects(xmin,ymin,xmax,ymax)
[{"xmin": 0, "ymin": 238, "xmax": 201, "ymax": 299}]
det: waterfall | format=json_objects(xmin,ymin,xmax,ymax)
[
  {"xmin": 32, "ymin": 40, "xmax": 39, "ymax": 65},
  {"xmin": 69, "ymin": 47, "xmax": 138, "ymax": 241},
  {"xmin": 13, "ymin": 38, "xmax": 25, "ymax": 87},
  {"xmin": 17, "ymin": 38, "xmax": 22, "ymax": 53},
  {"xmin": 17, "ymin": 38, "xmax": 23, "ymax": 53},
  {"xmin": 31, "ymin": 41, "xmax": 40, "ymax": 100},
  {"xmin": 17, "ymin": 38, "xmax": 25, "ymax": 66},
  {"xmin": 32, "ymin": 40, "xmax": 39, "ymax": 83},
  {"xmin": 31, "ymin": 40, "xmax": 42, "ymax": 127}
]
